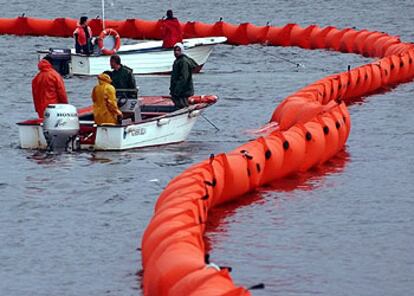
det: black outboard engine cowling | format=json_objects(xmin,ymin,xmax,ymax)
[{"xmin": 47, "ymin": 48, "xmax": 72, "ymax": 76}]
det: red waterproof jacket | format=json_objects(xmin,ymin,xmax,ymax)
[
  {"xmin": 161, "ymin": 18, "xmax": 183, "ymax": 48},
  {"xmin": 32, "ymin": 59, "xmax": 68, "ymax": 118}
]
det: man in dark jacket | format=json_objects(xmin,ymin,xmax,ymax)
[
  {"xmin": 169, "ymin": 43, "xmax": 198, "ymax": 109},
  {"xmin": 109, "ymin": 54, "xmax": 137, "ymax": 98}
]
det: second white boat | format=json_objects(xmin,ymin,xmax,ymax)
[{"xmin": 39, "ymin": 36, "xmax": 227, "ymax": 76}]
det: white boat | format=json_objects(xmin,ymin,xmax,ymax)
[
  {"xmin": 17, "ymin": 95, "xmax": 217, "ymax": 151},
  {"xmin": 38, "ymin": 37, "xmax": 227, "ymax": 76}
]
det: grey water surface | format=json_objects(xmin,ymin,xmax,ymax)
[{"xmin": 0, "ymin": 1, "xmax": 413, "ymax": 295}]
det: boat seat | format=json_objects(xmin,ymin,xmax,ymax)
[{"xmin": 79, "ymin": 120, "xmax": 95, "ymax": 125}]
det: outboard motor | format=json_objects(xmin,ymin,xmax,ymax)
[
  {"xmin": 46, "ymin": 48, "xmax": 72, "ymax": 76},
  {"xmin": 43, "ymin": 104, "xmax": 80, "ymax": 151}
]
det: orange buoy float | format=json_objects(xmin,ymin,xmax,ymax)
[{"xmin": 97, "ymin": 28, "xmax": 121, "ymax": 55}]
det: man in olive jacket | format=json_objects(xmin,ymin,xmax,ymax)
[
  {"xmin": 170, "ymin": 43, "xmax": 198, "ymax": 109},
  {"xmin": 109, "ymin": 54, "xmax": 137, "ymax": 98}
]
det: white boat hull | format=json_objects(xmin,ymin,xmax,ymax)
[
  {"xmin": 85, "ymin": 108, "xmax": 202, "ymax": 150},
  {"xmin": 17, "ymin": 97, "xmax": 215, "ymax": 151},
  {"xmin": 40, "ymin": 37, "xmax": 227, "ymax": 76}
]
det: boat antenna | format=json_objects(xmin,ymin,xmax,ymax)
[{"xmin": 101, "ymin": 0, "xmax": 106, "ymax": 30}]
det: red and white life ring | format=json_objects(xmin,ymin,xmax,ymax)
[{"xmin": 97, "ymin": 28, "xmax": 121, "ymax": 55}]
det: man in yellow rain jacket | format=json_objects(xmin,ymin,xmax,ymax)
[{"xmin": 91, "ymin": 73, "xmax": 122, "ymax": 125}]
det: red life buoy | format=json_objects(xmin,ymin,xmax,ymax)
[{"xmin": 97, "ymin": 28, "xmax": 121, "ymax": 55}]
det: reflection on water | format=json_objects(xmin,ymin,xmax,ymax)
[
  {"xmin": 269, "ymin": 150, "xmax": 350, "ymax": 192},
  {"xmin": 205, "ymin": 150, "xmax": 350, "ymax": 252}
]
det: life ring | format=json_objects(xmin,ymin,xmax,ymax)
[{"xmin": 97, "ymin": 28, "xmax": 121, "ymax": 55}]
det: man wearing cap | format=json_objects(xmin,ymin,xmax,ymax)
[
  {"xmin": 73, "ymin": 16, "xmax": 93, "ymax": 54},
  {"xmin": 169, "ymin": 43, "xmax": 198, "ymax": 109},
  {"xmin": 91, "ymin": 73, "xmax": 123, "ymax": 125}
]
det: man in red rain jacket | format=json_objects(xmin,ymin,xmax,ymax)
[
  {"xmin": 160, "ymin": 10, "xmax": 183, "ymax": 48},
  {"xmin": 32, "ymin": 56, "xmax": 68, "ymax": 118}
]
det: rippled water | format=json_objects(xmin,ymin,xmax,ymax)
[{"xmin": 0, "ymin": 1, "xmax": 413, "ymax": 295}]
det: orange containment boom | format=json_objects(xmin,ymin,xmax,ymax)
[{"xmin": 2, "ymin": 16, "xmax": 414, "ymax": 296}]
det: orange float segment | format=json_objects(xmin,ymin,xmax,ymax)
[
  {"xmin": 367, "ymin": 63, "xmax": 384, "ymax": 93},
  {"xmin": 295, "ymin": 100, "xmax": 325, "ymax": 126},
  {"xmin": 405, "ymin": 49, "xmax": 414, "ymax": 80},
  {"xmin": 115, "ymin": 19, "xmax": 141, "ymax": 38},
  {"xmin": 318, "ymin": 114, "xmax": 340, "ymax": 163},
  {"xmin": 257, "ymin": 135, "xmax": 285, "ymax": 186},
  {"xmin": 330, "ymin": 106, "xmax": 348, "ymax": 150},
  {"xmin": 384, "ymin": 43, "xmax": 410, "ymax": 56},
  {"xmin": 327, "ymin": 75, "xmax": 340, "ymax": 102},
  {"xmin": 352, "ymin": 30, "xmax": 373, "ymax": 55},
  {"xmin": 359, "ymin": 65, "xmax": 374, "ymax": 95},
  {"xmin": 362, "ymin": 31, "xmax": 387, "ymax": 56},
  {"xmin": 275, "ymin": 23, "xmax": 297, "ymax": 46},
  {"xmin": 215, "ymin": 153, "xmax": 251, "ymax": 205},
  {"xmin": 192, "ymin": 21, "xmax": 215, "ymax": 37},
  {"xmin": 245, "ymin": 23, "xmax": 270, "ymax": 44},
  {"xmin": 226, "ymin": 23, "xmax": 250, "ymax": 45},
  {"xmin": 342, "ymin": 67, "xmax": 360, "ymax": 99},
  {"xmin": 170, "ymin": 267, "xmax": 251, "ymax": 296},
  {"xmin": 339, "ymin": 29, "xmax": 361, "ymax": 53},
  {"xmin": 387, "ymin": 54, "xmax": 403, "ymax": 85},
  {"xmin": 154, "ymin": 177, "xmax": 206, "ymax": 211},
  {"xmin": 374, "ymin": 36, "xmax": 401, "ymax": 57},
  {"xmin": 273, "ymin": 97, "xmax": 324, "ymax": 130},
  {"xmin": 126, "ymin": 19, "xmax": 162, "ymax": 39},
  {"xmin": 274, "ymin": 97, "xmax": 310, "ymax": 129},
  {"xmin": 299, "ymin": 121, "xmax": 326, "ymax": 171},
  {"xmin": 182, "ymin": 21, "xmax": 197, "ymax": 39},
  {"xmin": 264, "ymin": 26, "xmax": 283, "ymax": 46},
  {"xmin": 377, "ymin": 56, "xmax": 392, "ymax": 85},
  {"xmin": 319, "ymin": 78, "xmax": 334, "ymax": 104},
  {"xmin": 143, "ymin": 240, "xmax": 206, "ymax": 296},
  {"xmin": 290, "ymin": 24, "xmax": 317, "ymax": 49},
  {"xmin": 270, "ymin": 128, "xmax": 306, "ymax": 179},
  {"xmin": 0, "ymin": 18, "xmax": 15, "ymax": 35},
  {"xmin": 142, "ymin": 222, "xmax": 205, "ymax": 269},
  {"xmin": 338, "ymin": 102, "xmax": 351, "ymax": 140},
  {"xmin": 154, "ymin": 192, "xmax": 209, "ymax": 223},
  {"xmin": 232, "ymin": 139, "xmax": 267, "ymax": 188},
  {"xmin": 188, "ymin": 270, "xmax": 251, "ymax": 296},
  {"xmin": 347, "ymin": 66, "xmax": 369, "ymax": 98},
  {"xmin": 25, "ymin": 17, "xmax": 55, "ymax": 36},
  {"xmin": 309, "ymin": 25, "xmax": 335, "ymax": 49},
  {"xmin": 325, "ymin": 27, "xmax": 351, "ymax": 51},
  {"xmin": 152, "ymin": 195, "xmax": 208, "ymax": 226},
  {"xmin": 142, "ymin": 208, "xmax": 203, "ymax": 253},
  {"xmin": 209, "ymin": 20, "xmax": 226, "ymax": 37},
  {"xmin": 397, "ymin": 52, "xmax": 412, "ymax": 82},
  {"xmin": 5, "ymin": 16, "xmax": 31, "ymax": 36},
  {"xmin": 51, "ymin": 18, "xmax": 77, "ymax": 37}
]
